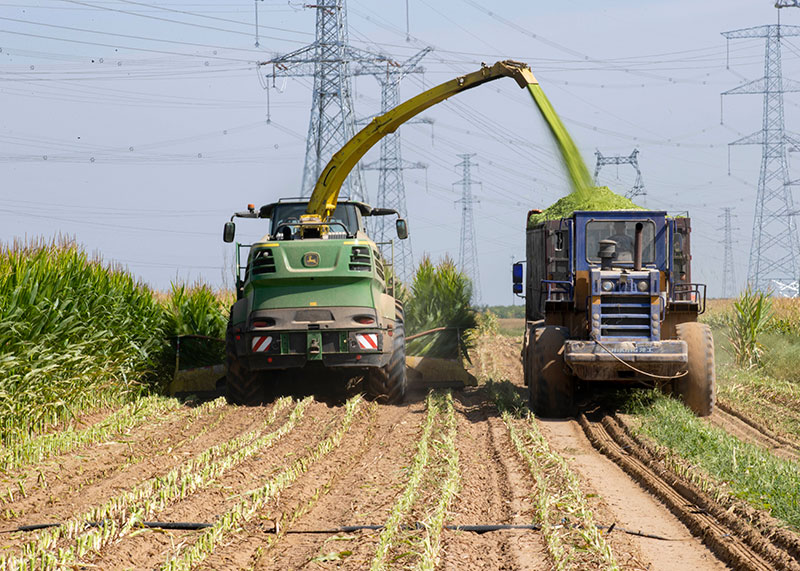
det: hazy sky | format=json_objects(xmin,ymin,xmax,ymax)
[{"xmin": 2, "ymin": 0, "xmax": 799, "ymax": 304}]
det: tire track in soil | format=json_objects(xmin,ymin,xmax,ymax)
[
  {"xmin": 438, "ymin": 388, "xmax": 548, "ymax": 571},
  {"xmin": 88, "ymin": 399, "xmax": 343, "ymax": 570},
  {"xmin": 707, "ymin": 404, "xmax": 800, "ymax": 462},
  {"xmin": 0, "ymin": 403, "xmax": 266, "ymax": 532},
  {"xmin": 226, "ymin": 396, "xmax": 424, "ymax": 570},
  {"xmin": 539, "ymin": 416, "xmax": 726, "ymax": 571},
  {"xmin": 580, "ymin": 413, "xmax": 798, "ymax": 571}
]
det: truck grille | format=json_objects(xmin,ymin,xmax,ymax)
[
  {"xmin": 251, "ymin": 249, "xmax": 276, "ymax": 275},
  {"xmin": 349, "ymin": 246, "xmax": 371, "ymax": 272},
  {"xmin": 599, "ymin": 295, "xmax": 651, "ymax": 339}
]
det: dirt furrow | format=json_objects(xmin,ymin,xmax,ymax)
[
  {"xmin": 255, "ymin": 398, "xmax": 424, "ymax": 569},
  {"xmin": 581, "ymin": 412, "xmax": 799, "ymax": 571},
  {"xmin": 0, "ymin": 403, "xmax": 265, "ymax": 531},
  {"xmin": 708, "ymin": 403, "xmax": 800, "ymax": 462},
  {"xmin": 436, "ymin": 388, "xmax": 548, "ymax": 570},
  {"xmin": 88, "ymin": 399, "xmax": 344, "ymax": 570}
]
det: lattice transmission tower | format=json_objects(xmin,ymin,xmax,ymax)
[
  {"xmin": 719, "ymin": 207, "xmax": 739, "ymax": 298},
  {"xmin": 722, "ymin": 2, "xmax": 800, "ymax": 294},
  {"xmin": 355, "ymin": 48, "xmax": 431, "ymax": 281},
  {"xmin": 261, "ymin": 0, "xmax": 388, "ymax": 201},
  {"xmin": 593, "ymin": 149, "xmax": 646, "ymax": 199},
  {"xmin": 455, "ymin": 154, "xmax": 481, "ymax": 304}
]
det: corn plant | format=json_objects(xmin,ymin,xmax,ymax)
[
  {"xmin": 727, "ymin": 286, "xmax": 773, "ymax": 369},
  {"xmin": 4, "ymin": 397, "xmax": 300, "ymax": 570},
  {"xmin": 160, "ymin": 396, "xmax": 364, "ymax": 571},
  {"xmin": 416, "ymin": 390, "xmax": 459, "ymax": 571},
  {"xmin": 0, "ymin": 395, "xmax": 184, "ymax": 476},
  {"xmin": 370, "ymin": 391, "xmax": 439, "ymax": 571},
  {"xmin": 489, "ymin": 381, "xmax": 618, "ymax": 571},
  {"xmin": 404, "ymin": 257, "xmax": 477, "ymax": 361}
]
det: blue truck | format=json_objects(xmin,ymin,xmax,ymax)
[{"xmin": 513, "ymin": 209, "xmax": 715, "ymax": 417}]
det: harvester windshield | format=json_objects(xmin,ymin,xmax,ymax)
[{"xmin": 271, "ymin": 202, "xmax": 359, "ymax": 238}]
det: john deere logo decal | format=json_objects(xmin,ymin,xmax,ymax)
[{"xmin": 303, "ymin": 252, "xmax": 320, "ymax": 267}]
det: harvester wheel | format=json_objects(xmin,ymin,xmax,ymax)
[
  {"xmin": 674, "ymin": 322, "xmax": 716, "ymax": 416},
  {"xmin": 225, "ymin": 329, "xmax": 263, "ymax": 406},
  {"xmin": 366, "ymin": 321, "xmax": 407, "ymax": 404},
  {"xmin": 529, "ymin": 325, "xmax": 574, "ymax": 418}
]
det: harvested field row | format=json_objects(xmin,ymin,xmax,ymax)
[{"xmin": 581, "ymin": 411, "xmax": 800, "ymax": 571}]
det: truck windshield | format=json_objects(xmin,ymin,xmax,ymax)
[
  {"xmin": 271, "ymin": 203, "xmax": 359, "ymax": 236},
  {"xmin": 586, "ymin": 220, "xmax": 656, "ymax": 264}
]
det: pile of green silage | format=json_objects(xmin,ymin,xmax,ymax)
[{"xmin": 528, "ymin": 186, "xmax": 643, "ymax": 226}]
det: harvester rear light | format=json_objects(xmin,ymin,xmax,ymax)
[
  {"xmin": 354, "ymin": 315, "xmax": 375, "ymax": 325},
  {"xmin": 252, "ymin": 318, "xmax": 275, "ymax": 328}
]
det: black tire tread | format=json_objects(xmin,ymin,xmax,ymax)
[
  {"xmin": 529, "ymin": 325, "xmax": 574, "ymax": 418},
  {"xmin": 675, "ymin": 322, "xmax": 716, "ymax": 417},
  {"xmin": 225, "ymin": 328, "xmax": 261, "ymax": 406}
]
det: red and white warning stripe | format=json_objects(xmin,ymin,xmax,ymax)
[
  {"xmin": 251, "ymin": 335, "xmax": 273, "ymax": 353},
  {"xmin": 355, "ymin": 333, "xmax": 378, "ymax": 350}
]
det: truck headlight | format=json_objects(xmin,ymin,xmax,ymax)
[
  {"xmin": 601, "ymin": 280, "xmax": 614, "ymax": 292},
  {"xmin": 637, "ymin": 280, "xmax": 649, "ymax": 292}
]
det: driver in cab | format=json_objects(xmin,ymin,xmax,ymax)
[{"xmin": 607, "ymin": 221, "xmax": 634, "ymax": 261}]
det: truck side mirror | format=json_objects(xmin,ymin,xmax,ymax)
[
  {"xmin": 512, "ymin": 262, "xmax": 523, "ymax": 294},
  {"xmin": 223, "ymin": 221, "xmax": 236, "ymax": 243},
  {"xmin": 396, "ymin": 218, "xmax": 409, "ymax": 240}
]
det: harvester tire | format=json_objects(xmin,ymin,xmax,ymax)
[
  {"xmin": 225, "ymin": 330, "xmax": 262, "ymax": 406},
  {"xmin": 366, "ymin": 321, "xmax": 406, "ymax": 404},
  {"xmin": 529, "ymin": 325, "xmax": 574, "ymax": 418},
  {"xmin": 674, "ymin": 322, "xmax": 716, "ymax": 417}
]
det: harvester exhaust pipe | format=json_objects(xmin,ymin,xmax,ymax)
[
  {"xmin": 634, "ymin": 222, "xmax": 643, "ymax": 271},
  {"xmin": 598, "ymin": 240, "xmax": 616, "ymax": 270}
]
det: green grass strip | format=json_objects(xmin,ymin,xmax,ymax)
[
  {"xmin": 488, "ymin": 381, "xmax": 618, "ymax": 571},
  {"xmin": 160, "ymin": 395, "xmax": 364, "ymax": 571},
  {"xmin": 627, "ymin": 392, "xmax": 800, "ymax": 529},
  {"xmin": 0, "ymin": 394, "xmax": 190, "ymax": 475},
  {"xmin": 416, "ymin": 390, "xmax": 459, "ymax": 571},
  {"xmin": 369, "ymin": 391, "xmax": 439, "ymax": 571},
  {"xmin": 5, "ymin": 396, "xmax": 300, "ymax": 570}
]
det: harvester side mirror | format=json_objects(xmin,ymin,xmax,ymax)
[
  {"xmin": 512, "ymin": 262, "xmax": 524, "ymax": 294},
  {"xmin": 396, "ymin": 218, "xmax": 409, "ymax": 240},
  {"xmin": 223, "ymin": 221, "xmax": 236, "ymax": 243}
]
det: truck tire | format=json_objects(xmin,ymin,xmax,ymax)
[
  {"xmin": 674, "ymin": 322, "xmax": 716, "ymax": 417},
  {"xmin": 529, "ymin": 325, "xmax": 574, "ymax": 418},
  {"xmin": 366, "ymin": 321, "xmax": 407, "ymax": 404},
  {"xmin": 225, "ymin": 329, "xmax": 262, "ymax": 406}
]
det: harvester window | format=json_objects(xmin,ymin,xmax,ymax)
[
  {"xmin": 586, "ymin": 220, "xmax": 655, "ymax": 265},
  {"xmin": 271, "ymin": 203, "xmax": 359, "ymax": 237}
]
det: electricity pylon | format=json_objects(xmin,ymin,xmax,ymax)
[
  {"xmin": 719, "ymin": 207, "xmax": 739, "ymax": 298},
  {"xmin": 723, "ymin": 3, "xmax": 800, "ymax": 293},
  {"xmin": 355, "ymin": 48, "xmax": 431, "ymax": 281},
  {"xmin": 261, "ymin": 0, "xmax": 389, "ymax": 202},
  {"xmin": 455, "ymin": 154, "xmax": 481, "ymax": 304},
  {"xmin": 593, "ymin": 149, "xmax": 646, "ymax": 200}
]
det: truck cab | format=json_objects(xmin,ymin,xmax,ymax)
[{"xmin": 515, "ymin": 209, "xmax": 714, "ymax": 417}]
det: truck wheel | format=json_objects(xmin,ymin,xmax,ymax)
[
  {"xmin": 225, "ymin": 329, "xmax": 262, "ymax": 405},
  {"xmin": 367, "ymin": 321, "xmax": 406, "ymax": 404},
  {"xmin": 674, "ymin": 322, "xmax": 716, "ymax": 416},
  {"xmin": 529, "ymin": 326, "xmax": 574, "ymax": 418}
]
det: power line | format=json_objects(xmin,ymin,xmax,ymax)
[{"xmin": 455, "ymin": 153, "xmax": 481, "ymax": 304}]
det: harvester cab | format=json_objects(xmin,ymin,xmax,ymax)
[{"xmin": 516, "ymin": 209, "xmax": 714, "ymax": 418}]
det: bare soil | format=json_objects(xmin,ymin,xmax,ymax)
[{"xmin": 4, "ymin": 334, "xmax": 800, "ymax": 569}]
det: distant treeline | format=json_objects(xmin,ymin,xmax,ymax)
[{"xmin": 480, "ymin": 305, "xmax": 525, "ymax": 319}]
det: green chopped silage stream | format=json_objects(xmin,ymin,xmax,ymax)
[{"xmin": 525, "ymin": 82, "xmax": 641, "ymax": 226}]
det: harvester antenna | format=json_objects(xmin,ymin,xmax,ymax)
[
  {"xmin": 719, "ymin": 207, "xmax": 739, "ymax": 298},
  {"xmin": 261, "ymin": 0, "xmax": 391, "ymax": 202},
  {"xmin": 356, "ymin": 48, "xmax": 432, "ymax": 281},
  {"xmin": 593, "ymin": 149, "xmax": 646, "ymax": 200},
  {"xmin": 723, "ymin": 2, "xmax": 800, "ymax": 295},
  {"xmin": 455, "ymin": 154, "xmax": 481, "ymax": 304}
]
